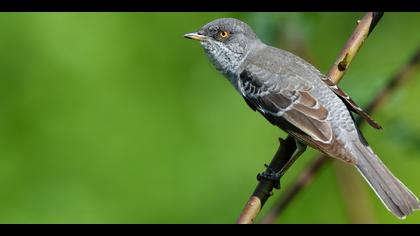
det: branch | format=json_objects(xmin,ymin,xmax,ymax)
[
  {"xmin": 260, "ymin": 47, "xmax": 420, "ymax": 224},
  {"xmin": 237, "ymin": 136, "xmax": 296, "ymax": 224},
  {"xmin": 328, "ymin": 12, "xmax": 384, "ymax": 83},
  {"xmin": 236, "ymin": 12, "xmax": 384, "ymax": 224}
]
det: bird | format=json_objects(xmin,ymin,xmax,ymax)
[{"xmin": 184, "ymin": 17, "xmax": 420, "ymax": 219}]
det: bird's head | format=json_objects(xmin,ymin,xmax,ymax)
[{"xmin": 184, "ymin": 18, "xmax": 260, "ymax": 73}]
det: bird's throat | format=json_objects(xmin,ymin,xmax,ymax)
[{"xmin": 202, "ymin": 41, "xmax": 245, "ymax": 77}]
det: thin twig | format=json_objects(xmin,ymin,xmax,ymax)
[
  {"xmin": 328, "ymin": 12, "xmax": 384, "ymax": 83},
  {"xmin": 260, "ymin": 48, "xmax": 420, "ymax": 224},
  {"xmin": 236, "ymin": 12, "xmax": 384, "ymax": 224},
  {"xmin": 237, "ymin": 136, "xmax": 296, "ymax": 224}
]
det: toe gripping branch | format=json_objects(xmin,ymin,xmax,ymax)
[
  {"xmin": 253, "ymin": 136, "xmax": 306, "ymax": 203},
  {"xmin": 257, "ymin": 164, "xmax": 282, "ymax": 189},
  {"xmin": 251, "ymin": 136, "xmax": 300, "ymax": 204}
]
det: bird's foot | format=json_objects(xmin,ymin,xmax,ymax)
[{"xmin": 257, "ymin": 164, "xmax": 281, "ymax": 189}]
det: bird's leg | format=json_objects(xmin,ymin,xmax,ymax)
[
  {"xmin": 257, "ymin": 139, "xmax": 306, "ymax": 189},
  {"xmin": 278, "ymin": 140, "xmax": 306, "ymax": 177}
]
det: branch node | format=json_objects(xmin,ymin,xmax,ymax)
[{"xmin": 338, "ymin": 53, "xmax": 350, "ymax": 71}]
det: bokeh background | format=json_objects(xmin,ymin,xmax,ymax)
[{"xmin": 0, "ymin": 12, "xmax": 419, "ymax": 224}]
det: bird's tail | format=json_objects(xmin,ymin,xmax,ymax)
[{"xmin": 352, "ymin": 142, "xmax": 420, "ymax": 219}]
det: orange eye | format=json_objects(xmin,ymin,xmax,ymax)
[{"xmin": 219, "ymin": 31, "xmax": 229, "ymax": 38}]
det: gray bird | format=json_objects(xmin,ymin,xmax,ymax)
[{"xmin": 184, "ymin": 18, "xmax": 420, "ymax": 219}]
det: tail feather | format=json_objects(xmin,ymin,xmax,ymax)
[{"xmin": 353, "ymin": 143, "xmax": 420, "ymax": 219}]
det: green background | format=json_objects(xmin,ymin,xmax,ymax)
[{"xmin": 0, "ymin": 12, "xmax": 419, "ymax": 223}]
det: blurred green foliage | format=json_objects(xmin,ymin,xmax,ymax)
[{"xmin": 0, "ymin": 12, "xmax": 419, "ymax": 223}]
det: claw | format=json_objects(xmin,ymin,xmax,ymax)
[{"xmin": 257, "ymin": 166, "xmax": 281, "ymax": 189}]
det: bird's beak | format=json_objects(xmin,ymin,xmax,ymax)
[{"xmin": 184, "ymin": 32, "xmax": 209, "ymax": 42}]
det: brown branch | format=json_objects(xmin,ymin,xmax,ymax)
[
  {"xmin": 237, "ymin": 136, "xmax": 296, "ymax": 224},
  {"xmin": 260, "ymin": 47, "xmax": 420, "ymax": 224},
  {"xmin": 236, "ymin": 12, "xmax": 384, "ymax": 224},
  {"xmin": 328, "ymin": 12, "xmax": 384, "ymax": 83}
]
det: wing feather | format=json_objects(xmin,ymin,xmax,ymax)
[
  {"xmin": 320, "ymin": 76, "xmax": 382, "ymax": 129},
  {"xmin": 239, "ymin": 66, "xmax": 333, "ymax": 144}
]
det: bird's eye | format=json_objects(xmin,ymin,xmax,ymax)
[{"xmin": 219, "ymin": 31, "xmax": 229, "ymax": 38}]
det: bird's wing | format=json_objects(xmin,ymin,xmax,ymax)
[
  {"xmin": 239, "ymin": 64, "xmax": 357, "ymax": 163},
  {"xmin": 319, "ymin": 75, "xmax": 382, "ymax": 129},
  {"xmin": 238, "ymin": 64, "xmax": 333, "ymax": 144}
]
